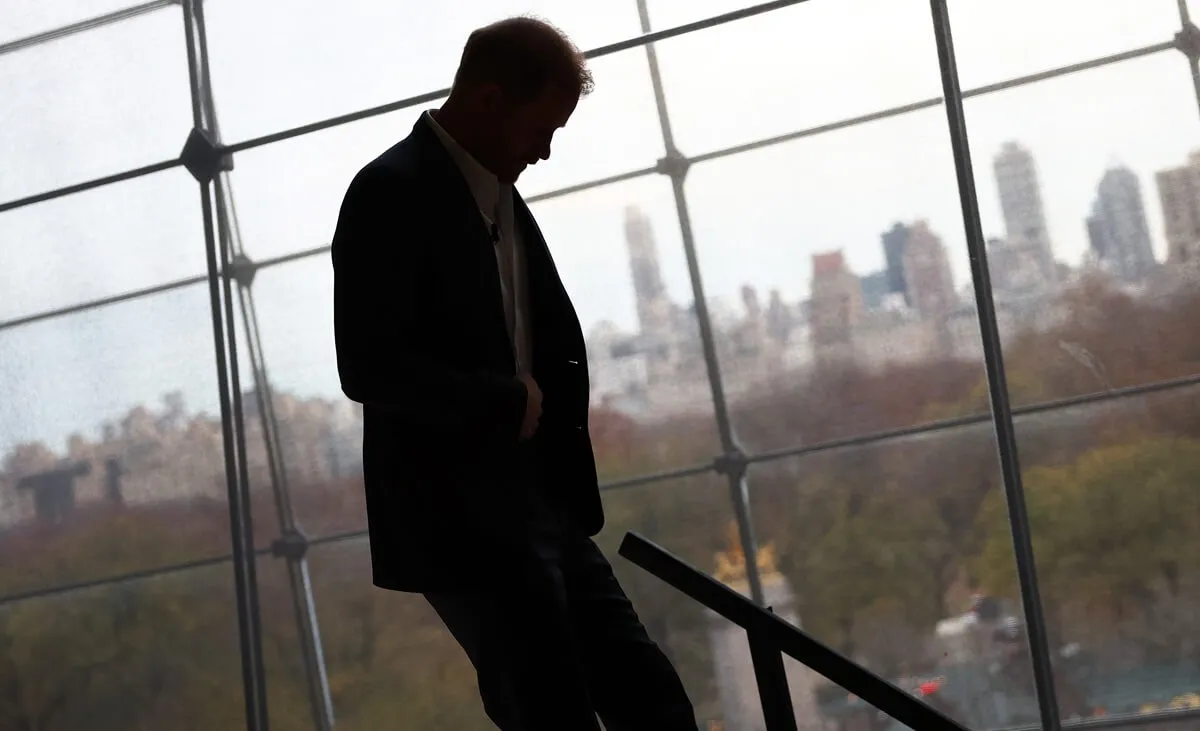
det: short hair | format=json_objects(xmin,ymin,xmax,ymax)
[{"xmin": 452, "ymin": 16, "xmax": 594, "ymax": 103}]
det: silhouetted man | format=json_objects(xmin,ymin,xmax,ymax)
[{"xmin": 331, "ymin": 16, "xmax": 698, "ymax": 731}]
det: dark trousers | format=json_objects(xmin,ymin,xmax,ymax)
[{"xmin": 425, "ymin": 533, "xmax": 698, "ymax": 731}]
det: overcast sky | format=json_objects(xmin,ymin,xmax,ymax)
[{"xmin": 2, "ymin": 0, "xmax": 1199, "ymax": 452}]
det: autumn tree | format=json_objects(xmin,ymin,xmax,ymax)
[{"xmin": 973, "ymin": 437, "xmax": 1200, "ymax": 667}]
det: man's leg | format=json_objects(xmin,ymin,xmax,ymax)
[
  {"xmin": 425, "ymin": 542, "xmax": 604, "ymax": 731},
  {"xmin": 561, "ymin": 537, "xmax": 699, "ymax": 731}
]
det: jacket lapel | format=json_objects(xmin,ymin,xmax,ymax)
[
  {"xmin": 410, "ymin": 116, "xmax": 515, "ymax": 370},
  {"xmin": 513, "ymin": 192, "xmax": 585, "ymax": 364}
]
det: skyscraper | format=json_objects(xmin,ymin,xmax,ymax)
[
  {"xmin": 1154, "ymin": 151, "xmax": 1200, "ymax": 266},
  {"xmin": 901, "ymin": 220, "xmax": 956, "ymax": 319},
  {"xmin": 1085, "ymin": 165, "xmax": 1155, "ymax": 281},
  {"xmin": 624, "ymin": 205, "xmax": 673, "ymax": 335},
  {"xmin": 809, "ymin": 250, "xmax": 863, "ymax": 353},
  {"xmin": 993, "ymin": 141, "xmax": 1056, "ymax": 283},
  {"xmin": 881, "ymin": 222, "xmax": 911, "ymax": 303}
]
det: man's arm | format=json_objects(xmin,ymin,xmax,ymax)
[{"xmin": 331, "ymin": 164, "xmax": 528, "ymax": 441}]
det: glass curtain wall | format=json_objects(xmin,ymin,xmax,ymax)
[{"xmin": 3, "ymin": 1, "xmax": 1200, "ymax": 730}]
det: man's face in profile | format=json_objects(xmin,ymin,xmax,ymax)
[{"xmin": 484, "ymin": 85, "xmax": 579, "ymax": 183}]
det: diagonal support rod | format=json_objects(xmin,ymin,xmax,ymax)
[
  {"xmin": 633, "ymin": 0, "xmax": 767, "ymax": 608},
  {"xmin": 928, "ymin": 2, "xmax": 1062, "ymax": 731}
]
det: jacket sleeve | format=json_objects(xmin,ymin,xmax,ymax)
[{"xmin": 331, "ymin": 164, "xmax": 528, "ymax": 441}]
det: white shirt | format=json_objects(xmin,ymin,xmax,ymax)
[{"xmin": 424, "ymin": 110, "xmax": 532, "ymax": 374}]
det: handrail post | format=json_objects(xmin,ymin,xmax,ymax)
[
  {"xmin": 748, "ymin": 620, "xmax": 799, "ymax": 731},
  {"xmin": 620, "ymin": 532, "xmax": 969, "ymax": 731}
]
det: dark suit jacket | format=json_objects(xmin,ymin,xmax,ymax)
[{"xmin": 330, "ymin": 115, "xmax": 603, "ymax": 593}]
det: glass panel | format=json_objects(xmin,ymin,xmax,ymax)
[
  {"xmin": 962, "ymin": 55, "xmax": 1200, "ymax": 724},
  {"xmin": 948, "ymin": 0, "xmax": 1179, "ymax": 89},
  {"xmin": 530, "ymin": 177, "xmax": 721, "ymax": 478},
  {"xmin": 515, "ymin": 49, "xmax": 664, "ymax": 197},
  {"xmin": 0, "ymin": 169, "xmax": 208, "ymax": 324},
  {"xmin": 307, "ymin": 537, "xmax": 490, "ymax": 729},
  {"xmin": 227, "ymin": 50, "xmax": 662, "ymax": 262},
  {"xmin": 305, "ymin": 473, "xmax": 739, "ymax": 728},
  {"xmin": 224, "ymin": 108, "xmax": 420, "ymax": 263},
  {"xmin": 245, "ymin": 176, "xmax": 723, "ymax": 536},
  {"xmin": 256, "ymin": 552, "xmax": 322, "ymax": 731},
  {"xmin": 748, "ymin": 429, "xmax": 1043, "ymax": 730},
  {"xmin": 599, "ymin": 473, "xmax": 735, "ymax": 726},
  {"xmin": 1002, "ymin": 384, "xmax": 1200, "ymax": 721},
  {"xmin": 204, "ymin": 0, "xmax": 643, "ymax": 143},
  {"xmin": 0, "ymin": 562, "xmax": 243, "ymax": 729},
  {"xmin": 686, "ymin": 106, "xmax": 986, "ymax": 453},
  {"xmin": 652, "ymin": 0, "xmax": 943, "ymax": 155},
  {"xmin": 0, "ymin": 284, "xmax": 231, "ymax": 598},
  {"xmin": 0, "ymin": 7, "xmax": 192, "ymax": 201},
  {"xmin": 243, "ymin": 255, "xmax": 363, "ymax": 539},
  {"xmin": 963, "ymin": 56, "xmax": 1199, "ymax": 344},
  {"xmin": 813, "ymin": 679, "xmax": 918, "ymax": 731}
]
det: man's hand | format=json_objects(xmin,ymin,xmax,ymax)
[{"xmin": 517, "ymin": 372, "xmax": 542, "ymax": 440}]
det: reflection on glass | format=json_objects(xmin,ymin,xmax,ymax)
[
  {"xmin": 0, "ymin": 170, "xmax": 207, "ymax": 323},
  {"xmin": 0, "ymin": 564, "xmax": 242, "ymax": 730},
  {"xmin": 0, "ymin": 7, "xmax": 191, "ymax": 200},
  {"xmin": 0, "ymin": 284, "xmax": 229, "ymax": 598}
]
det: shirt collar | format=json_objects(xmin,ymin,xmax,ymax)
[{"xmin": 424, "ymin": 109, "xmax": 502, "ymax": 221}]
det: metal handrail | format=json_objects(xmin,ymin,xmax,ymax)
[{"xmin": 619, "ymin": 531, "xmax": 968, "ymax": 731}]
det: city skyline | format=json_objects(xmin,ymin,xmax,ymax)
[
  {"xmin": 1, "ymin": 136, "xmax": 1193, "ymax": 455},
  {"xmin": 3, "ymin": 0, "xmax": 1199, "ymax": 455}
]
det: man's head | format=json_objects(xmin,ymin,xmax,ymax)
[{"xmin": 439, "ymin": 17, "xmax": 594, "ymax": 183}]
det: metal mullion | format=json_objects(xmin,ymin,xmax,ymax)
[
  {"xmin": 0, "ymin": 539, "xmax": 277, "ymax": 611},
  {"xmin": 0, "ymin": 37, "xmax": 1169, "ymax": 217},
  {"xmin": 524, "ymin": 166, "xmax": 660, "ymax": 204},
  {"xmin": 181, "ymin": 1, "xmax": 268, "ymax": 730},
  {"xmin": 0, "ymin": 243, "xmax": 335, "ymax": 335},
  {"xmin": 3, "ymin": 35, "xmax": 1168, "ymax": 335},
  {"xmin": 221, "ymin": 0, "xmax": 815, "ymax": 156},
  {"xmin": 929, "ymin": 2, "xmax": 1061, "ymax": 730},
  {"xmin": 191, "ymin": 0, "xmax": 336, "ymax": 722},
  {"xmin": 634, "ymin": 0, "xmax": 767, "ymax": 608},
  {"xmin": 1176, "ymin": 0, "xmax": 1200, "ymax": 118},
  {"xmin": 0, "ymin": 0, "xmax": 175, "ymax": 57},
  {"xmin": 0, "ymin": 553, "xmax": 235, "ymax": 607},
  {"xmin": 690, "ymin": 42, "xmax": 1175, "ymax": 168},
  {"xmin": 6, "ymin": 367, "xmax": 1198, "ymax": 610},
  {"xmin": 0, "ymin": 274, "xmax": 207, "ymax": 333},
  {"xmin": 746, "ymin": 372, "xmax": 1200, "ymax": 468},
  {"xmin": 0, "ymin": 159, "xmax": 181, "ymax": 214}
]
